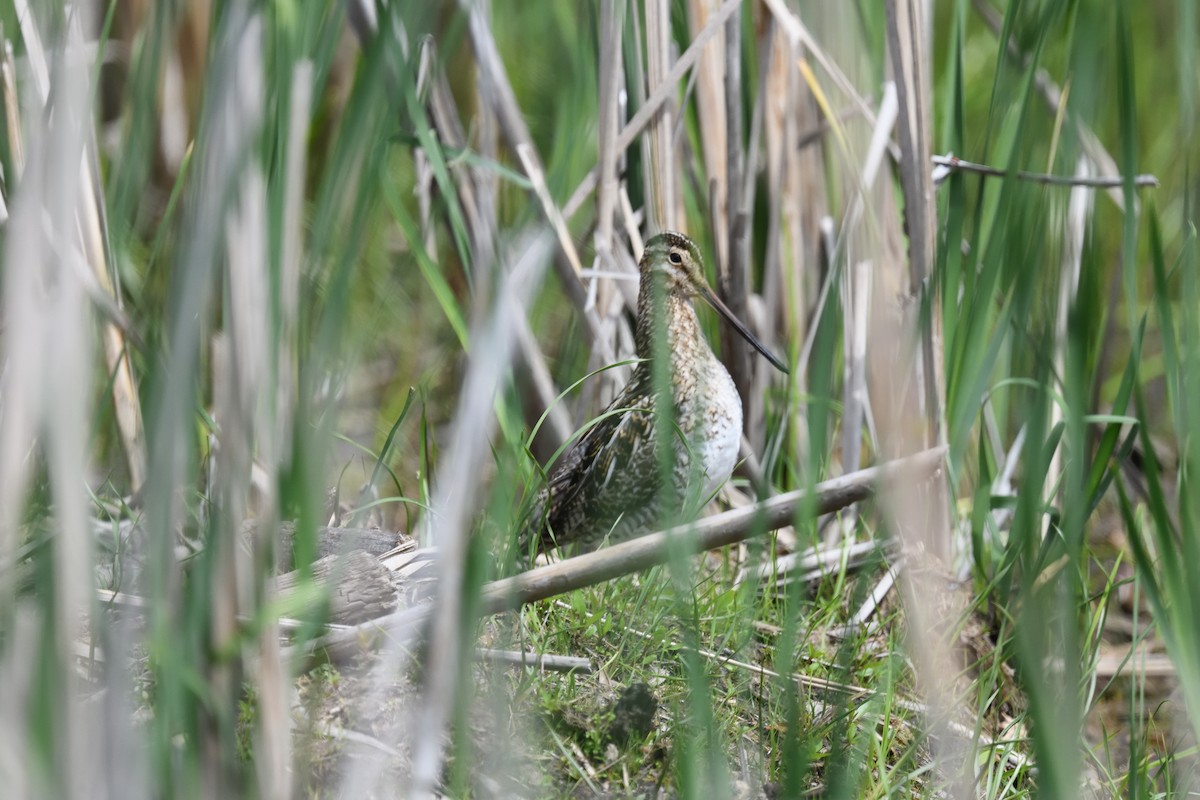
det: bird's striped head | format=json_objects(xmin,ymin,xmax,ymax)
[
  {"xmin": 637, "ymin": 231, "xmax": 789, "ymax": 374},
  {"xmin": 639, "ymin": 231, "xmax": 707, "ymax": 298}
]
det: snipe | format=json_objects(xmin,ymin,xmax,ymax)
[{"xmin": 524, "ymin": 232, "xmax": 788, "ymax": 555}]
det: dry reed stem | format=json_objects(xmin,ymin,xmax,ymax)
[
  {"xmin": 43, "ymin": 13, "xmax": 98, "ymax": 800},
  {"xmin": 840, "ymin": 258, "xmax": 872, "ymax": 477},
  {"xmin": 474, "ymin": 648, "xmax": 594, "ymax": 674},
  {"xmin": 255, "ymin": 53, "xmax": 314, "ymax": 800},
  {"xmin": 1, "ymin": 42, "xmax": 23, "ymax": 177},
  {"xmin": 760, "ymin": 16, "xmax": 818, "ymax": 464},
  {"xmin": 0, "ymin": 5, "xmax": 48, "ymax": 613},
  {"xmin": 760, "ymin": 0, "xmax": 883, "ymax": 135},
  {"xmin": 594, "ymin": 0, "xmax": 626, "ymax": 319},
  {"xmin": 737, "ymin": 537, "xmax": 887, "ymax": 585},
  {"xmin": 0, "ymin": 5, "xmax": 117, "ymax": 795},
  {"xmin": 886, "ymin": 0, "xmax": 944, "ymax": 452},
  {"xmin": 687, "ymin": 0, "xmax": 729, "ymax": 252},
  {"xmin": 513, "ymin": 138, "xmax": 630, "ymax": 390},
  {"xmin": 719, "ymin": 2, "xmax": 757, "ymax": 444},
  {"xmin": 876, "ymin": 2, "xmax": 967, "ymax": 794},
  {"xmin": 562, "ymin": 0, "xmax": 743, "ymax": 221},
  {"xmin": 516, "ymin": 144, "xmax": 585, "ymax": 281},
  {"xmin": 827, "ymin": 81, "xmax": 897, "ymax": 488},
  {"xmin": 827, "ymin": 557, "xmax": 903, "ymax": 638},
  {"xmin": 9, "ymin": 3, "xmax": 147, "ymax": 495},
  {"xmin": 139, "ymin": 5, "xmax": 268, "ymax": 790},
  {"xmin": 81, "ymin": 154, "xmax": 147, "ymax": 491},
  {"xmin": 797, "ymin": 83, "xmax": 896, "ymax": 384},
  {"xmin": 642, "ymin": 0, "xmax": 675, "ymax": 232},
  {"xmin": 210, "ymin": 10, "xmax": 278, "ymax": 793}
]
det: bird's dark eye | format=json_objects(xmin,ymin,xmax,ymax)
[{"xmin": 668, "ymin": 251, "xmax": 683, "ymax": 266}]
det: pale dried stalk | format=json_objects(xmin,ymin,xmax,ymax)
[
  {"xmin": 879, "ymin": 1, "xmax": 967, "ymax": 794},
  {"xmin": 760, "ymin": 18, "xmax": 817, "ymax": 462},
  {"xmin": 760, "ymin": 0, "xmax": 882, "ymax": 134},
  {"xmin": 797, "ymin": 83, "xmax": 897, "ymax": 386},
  {"xmin": 251, "ymin": 57, "xmax": 313, "ymax": 800},
  {"xmin": 825, "ymin": 83, "xmax": 896, "ymax": 546},
  {"xmin": 687, "ymin": 0, "xmax": 728, "ymax": 251},
  {"xmin": 643, "ymin": 0, "xmax": 675, "ymax": 232},
  {"xmin": 594, "ymin": 0, "xmax": 626, "ymax": 315},
  {"xmin": 514, "ymin": 140, "xmax": 628, "ymax": 390},
  {"xmin": 80, "ymin": 149, "xmax": 147, "ymax": 490},
  {"xmin": 460, "ymin": 3, "xmax": 586, "ymax": 298},
  {"xmin": 718, "ymin": 2, "xmax": 756, "ymax": 444},
  {"xmin": 276, "ymin": 63, "xmax": 309, "ymax": 469},
  {"xmin": 139, "ymin": 5, "xmax": 268, "ymax": 791},
  {"xmin": 0, "ymin": 15, "xmax": 50, "ymax": 602},
  {"xmin": 739, "ymin": 538, "xmax": 887, "ymax": 586},
  {"xmin": 475, "ymin": 648, "xmax": 594, "ymax": 674},
  {"xmin": 9, "ymin": 1, "xmax": 147, "ymax": 493},
  {"xmin": 0, "ymin": 6, "xmax": 103, "ymax": 798},
  {"xmin": 931, "ymin": 154, "xmax": 1158, "ymax": 188},
  {"xmin": 210, "ymin": 12, "xmax": 279, "ymax": 795},
  {"xmin": 1, "ymin": 42, "xmax": 24, "ymax": 175},
  {"xmin": 65, "ymin": 19, "xmax": 148, "ymax": 492},
  {"xmin": 43, "ymin": 16, "xmax": 98, "ymax": 800},
  {"xmin": 886, "ymin": 0, "xmax": 943, "ymax": 451},
  {"xmin": 409, "ymin": 233, "xmax": 551, "ymax": 798},
  {"xmin": 516, "ymin": 144, "xmax": 584, "ymax": 280},
  {"xmin": 562, "ymin": 0, "xmax": 742, "ymax": 222},
  {"xmin": 840, "ymin": 259, "xmax": 872, "ymax": 476}
]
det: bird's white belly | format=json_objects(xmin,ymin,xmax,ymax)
[{"xmin": 694, "ymin": 368, "xmax": 742, "ymax": 499}]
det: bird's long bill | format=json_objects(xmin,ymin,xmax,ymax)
[{"xmin": 698, "ymin": 286, "xmax": 790, "ymax": 374}]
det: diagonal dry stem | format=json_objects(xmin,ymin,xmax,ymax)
[{"xmin": 562, "ymin": 0, "xmax": 743, "ymax": 221}]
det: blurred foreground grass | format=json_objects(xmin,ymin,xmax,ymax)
[{"xmin": 0, "ymin": 0, "xmax": 1198, "ymax": 797}]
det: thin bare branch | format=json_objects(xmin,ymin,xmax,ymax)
[
  {"xmin": 475, "ymin": 648, "xmax": 594, "ymax": 674},
  {"xmin": 932, "ymin": 153, "xmax": 1159, "ymax": 189},
  {"xmin": 970, "ymin": 0, "xmax": 1143, "ymax": 212}
]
